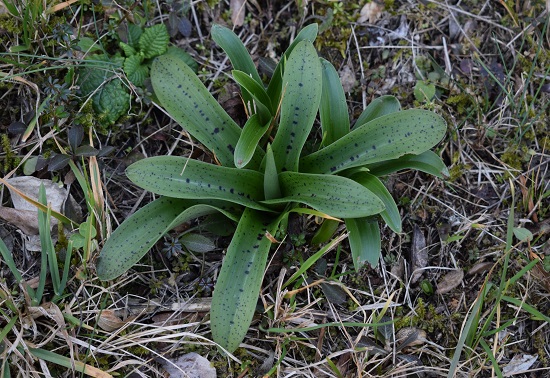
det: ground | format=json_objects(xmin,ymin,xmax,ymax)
[{"xmin": 0, "ymin": 0, "xmax": 549, "ymax": 377}]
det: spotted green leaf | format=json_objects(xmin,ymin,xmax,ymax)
[
  {"xmin": 151, "ymin": 55, "xmax": 254, "ymax": 168},
  {"xmin": 266, "ymin": 23, "xmax": 318, "ymax": 103},
  {"xmin": 97, "ymin": 197, "xmax": 238, "ymax": 280},
  {"xmin": 211, "ymin": 24, "xmax": 262, "ymax": 85},
  {"xmin": 211, "ymin": 208, "xmax": 279, "ymax": 352},
  {"xmin": 300, "ymin": 109, "xmax": 446, "ymax": 174},
  {"xmin": 126, "ymin": 156, "xmax": 270, "ymax": 211},
  {"xmin": 271, "ymin": 40, "xmax": 322, "ymax": 172},
  {"xmin": 261, "ymin": 172, "xmax": 384, "ymax": 219}
]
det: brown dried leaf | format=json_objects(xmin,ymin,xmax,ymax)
[
  {"xmin": 160, "ymin": 352, "xmax": 216, "ymax": 378},
  {"xmin": 436, "ymin": 269, "xmax": 464, "ymax": 294},
  {"xmin": 339, "ymin": 63, "xmax": 356, "ymax": 93},
  {"xmin": 0, "ymin": 177, "xmax": 69, "ymax": 237},
  {"xmin": 358, "ymin": 2, "xmax": 384, "ymax": 24},
  {"xmin": 411, "ymin": 225, "xmax": 428, "ymax": 284},
  {"xmin": 467, "ymin": 261, "xmax": 494, "ymax": 275},
  {"xmin": 396, "ymin": 327, "xmax": 427, "ymax": 349},
  {"xmin": 97, "ymin": 310, "xmax": 129, "ymax": 332},
  {"xmin": 230, "ymin": 0, "xmax": 245, "ymax": 27},
  {"xmin": 0, "ymin": 207, "xmax": 40, "ymax": 235}
]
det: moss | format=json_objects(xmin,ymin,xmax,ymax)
[
  {"xmin": 501, "ymin": 146, "xmax": 526, "ymax": 171},
  {"xmin": 0, "ymin": 16, "xmax": 23, "ymax": 34},
  {"xmin": 395, "ymin": 298, "xmax": 457, "ymax": 334},
  {"xmin": 1, "ymin": 134, "xmax": 21, "ymax": 174},
  {"xmin": 448, "ymin": 163, "xmax": 471, "ymax": 182},
  {"xmin": 446, "ymin": 93, "xmax": 474, "ymax": 115}
]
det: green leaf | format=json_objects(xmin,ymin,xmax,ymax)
[
  {"xmin": 127, "ymin": 23, "xmax": 143, "ymax": 48},
  {"xmin": 271, "ymin": 40, "xmax": 322, "ymax": 172},
  {"xmin": 266, "ymin": 23, "xmax": 318, "ymax": 104},
  {"xmin": 512, "ymin": 227, "xmax": 533, "ymax": 242},
  {"xmin": 97, "ymin": 197, "xmax": 237, "ymax": 280},
  {"xmin": 211, "ymin": 24, "xmax": 262, "ymax": 85},
  {"xmin": 123, "ymin": 54, "xmax": 148, "ymax": 86},
  {"xmin": 77, "ymin": 37, "xmax": 102, "ymax": 53},
  {"xmin": 319, "ymin": 58, "xmax": 349, "ymax": 145},
  {"xmin": 211, "ymin": 24, "xmax": 263, "ymax": 115},
  {"xmin": 211, "ymin": 208, "xmax": 279, "ymax": 352},
  {"xmin": 232, "ymin": 70, "xmax": 272, "ymax": 120},
  {"xmin": 165, "ymin": 46, "xmax": 198, "ymax": 73},
  {"xmin": 262, "ymin": 172, "xmax": 384, "ymax": 219},
  {"xmin": 38, "ymin": 185, "xmax": 60, "ymax": 294},
  {"xmin": 351, "ymin": 172, "xmax": 401, "ymax": 233},
  {"xmin": 263, "ymin": 144, "xmax": 281, "ymax": 200},
  {"xmin": 367, "ymin": 150, "xmax": 448, "ymax": 178},
  {"xmin": 139, "ymin": 24, "xmax": 169, "ymax": 59},
  {"xmin": 152, "ymin": 54, "xmax": 258, "ymax": 168},
  {"xmin": 354, "ymin": 95, "xmax": 401, "ymax": 128},
  {"xmin": 300, "ymin": 109, "xmax": 447, "ymax": 174},
  {"xmin": 414, "ymin": 81, "xmax": 436, "ymax": 102},
  {"xmin": 345, "ymin": 217, "xmax": 381, "ymax": 269},
  {"xmin": 74, "ymin": 145, "xmax": 99, "ymax": 157},
  {"xmin": 180, "ymin": 233, "xmax": 217, "ymax": 253},
  {"xmin": 119, "ymin": 41, "xmax": 137, "ymax": 57},
  {"xmin": 311, "ymin": 219, "xmax": 340, "ymax": 245},
  {"xmin": 126, "ymin": 156, "xmax": 271, "ymax": 211},
  {"xmin": 234, "ymin": 114, "xmax": 271, "ymax": 168},
  {"xmin": 28, "ymin": 348, "xmax": 111, "ymax": 377},
  {"xmin": 78, "ymin": 55, "xmax": 130, "ymax": 125}
]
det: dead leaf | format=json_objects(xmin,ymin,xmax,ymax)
[
  {"xmin": 160, "ymin": 352, "xmax": 216, "ymax": 378},
  {"xmin": 395, "ymin": 327, "xmax": 427, "ymax": 350},
  {"xmin": 97, "ymin": 310, "xmax": 129, "ymax": 332},
  {"xmin": 339, "ymin": 63, "xmax": 356, "ymax": 93},
  {"xmin": 0, "ymin": 207, "xmax": 40, "ymax": 235},
  {"xmin": 467, "ymin": 261, "xmax": 494, "ymax": 275},
  {"xmin": 502, "ymin": 354, "xmax": 538, "ymax": 376},
  {"xmin": 358, "ymin": 2, "xmax": 384, "ymax": 24},
  {"xmin": 230, "ymin": 0, "xmax": 245, "ymax": 27},
  {"xmin": 0, "ymin": 177, "xmax": 68, "ymax": 234},
  {"xmin": 436, "ymin": 269, "xmax": 464, "ymax": 294},
  {"xmin": 411, "ymin": 225, "xmax": 428, "ymax": 284}
]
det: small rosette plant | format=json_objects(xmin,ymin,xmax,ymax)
[{"xmin": 96, "ymin": 23, "xmax": 447, "ymax": 352}]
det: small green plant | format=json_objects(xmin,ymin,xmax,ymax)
[
  {"xmin": 78, "ymin": 23, "xmax": 197, "ymax": 125},
  {"xmin": 96, "ymin": 23, "xmax": 447, "ymax": 352},
  {"xmin": 0, "ymin": 184, "xmax": 73, "ymax": 305}
]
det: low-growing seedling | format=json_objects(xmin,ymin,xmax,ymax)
[
  {"xmin": 96, "ymin": 23, "xmax": 447, "ymax": 352},
  {"xmin": 78, "ymin": 23, "xmax": 197, "ymax": 125}
]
